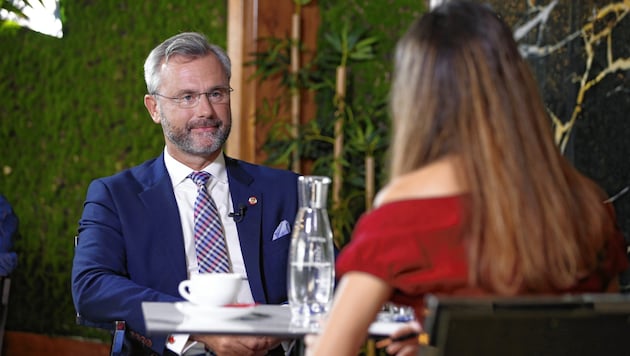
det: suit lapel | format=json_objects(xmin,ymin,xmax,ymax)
[
  {"xmin": 225, "ymin": 157, "xmax": 267, "ymax": 302},
  {"xmin": 136, "ymin": 155, "xmax": 188, "ymax": 293}
]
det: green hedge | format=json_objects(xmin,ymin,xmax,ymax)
[{"xmin": 1, "ymin": 0, "xmax": 226, "ymax": 339}]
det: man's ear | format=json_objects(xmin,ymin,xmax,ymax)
[{"xmin": 144, "ymin": 94, "xmax": 160, "ymax": 123}]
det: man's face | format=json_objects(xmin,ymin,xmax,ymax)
[{"xmin": 144, "ymin": 54, "xmax": 231, "ymax": 164}]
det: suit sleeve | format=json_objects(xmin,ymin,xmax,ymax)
[{"xmin": 71, "ymin": 179, "xmax": 180, "ymax": 353}]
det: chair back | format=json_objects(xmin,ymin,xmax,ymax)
[{"xmin": 420, "ymin": 293, "xmax": 630, "ymax": 356}]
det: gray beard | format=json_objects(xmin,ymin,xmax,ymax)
[{"xmin": 160, "ymin": 112, "xmax": 231, "ymax": 156}]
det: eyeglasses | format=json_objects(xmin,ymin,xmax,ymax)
[{"xmin": 152, "ymin": 86, "xmax": 233, "ymax": 108}]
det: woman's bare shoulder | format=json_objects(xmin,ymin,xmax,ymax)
[{"xmin": 375, "ymin": 157, "xmax": 465, "ymax": 207}]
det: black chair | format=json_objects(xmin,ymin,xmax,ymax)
[
  {"xmin": 0, "ymin": 275, "xmax": 10, "ymax": 352},
  {"xmin": 420, "ymin": 293, "xmax": 630, "ymax": 356}
]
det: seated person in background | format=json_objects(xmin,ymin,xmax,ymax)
[
  {"xmin": 306, "ymin": 1, "xmax": 629, "ymax": 355},
  {"xmin": 72, "ymin": 32, "xmax": 299, "ymax": 356},
  {"xmin": 0, "ymin": 194, "xmax": 18, "ymax": 276}
]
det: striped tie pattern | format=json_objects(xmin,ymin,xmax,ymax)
[{"xmin": 189, "ymin": 171, "xmax": 231, "ymax": 273}]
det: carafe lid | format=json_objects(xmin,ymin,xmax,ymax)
[{"xmin": 297, "ymin": 176, "xmax": 331, "ymax": 209}]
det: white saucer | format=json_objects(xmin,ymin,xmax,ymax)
[{"xmin": 175, "ymin": 302, "xmax": 256, "ymax": 320}]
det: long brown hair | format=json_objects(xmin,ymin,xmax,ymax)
[{"xmin": 389, "ymin": 1, "xmax": 614, "ymax": 294}]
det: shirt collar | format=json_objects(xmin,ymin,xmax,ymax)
[{"xmin": 163, "ymin": 147, "xmax": 228, "ymax": 187}]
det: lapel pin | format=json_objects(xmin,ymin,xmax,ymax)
[{"xmin": 248, "ymin": 197, "xmax": 258, "ymax": 205}]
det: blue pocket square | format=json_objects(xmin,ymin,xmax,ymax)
[{"xmin": 272, "ymin": 220, "xmax": 291, "ymax": 240}]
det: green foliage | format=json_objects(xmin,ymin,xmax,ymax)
[
  {"xmin": 1, "ymin": 0, "xmax": 27, "ymax": 19},
  {"xmin": 293, "ymin": 0, "xmax": 312, "ymax": 6},
  {"xmin": 255, "ymin": 0, "xmax": 425, "ymax": 246},
  {"xmin": 0, "ymin": 0, "xmax": 226, "ymax": 340},
  {"xmin": 322, "ymin": 24, "xmax": 378, "ymax": 66}
]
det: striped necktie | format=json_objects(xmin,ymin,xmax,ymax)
[{"xmin": 188, "ymin": 171, "xmax": 231, "ymax": 273}]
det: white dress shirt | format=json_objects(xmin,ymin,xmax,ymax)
[{"xmin": 163, "ymin": 148, "xmax": 254, "ymax": 354}]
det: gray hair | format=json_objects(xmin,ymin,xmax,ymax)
[{"xmin": 143, "ymin": 32, "xmax": 231, "ymax": 94}]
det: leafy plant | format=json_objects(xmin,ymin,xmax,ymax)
[{"xmin": 251, "ymin": 0, "xmax": 424, "ymax": 249}]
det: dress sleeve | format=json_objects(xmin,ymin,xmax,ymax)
[
  {"xmin": 335, "ymin": 198, "xmax": 469, "ymax": 301},
  {"xmin": 335, "ymin": 202, "xmax": 438, "ymax": 286}
]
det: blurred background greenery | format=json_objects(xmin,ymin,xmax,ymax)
[{"xmin": 1, "ymin": 0, "xmax": 228, "ymax": 340}]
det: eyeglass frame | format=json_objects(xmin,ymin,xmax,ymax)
[{"xmin": 151, "ymin": 86, "xmax": 234, "ymax": 108}]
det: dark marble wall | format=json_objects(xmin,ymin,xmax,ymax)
[{"xmin": 471, "ymin": 0, "xmax": 630, "ymax": 286}]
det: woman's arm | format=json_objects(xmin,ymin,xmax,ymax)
[{"xmin": 307, "ymin": 272, "xmax": 392, "ymax": 356}]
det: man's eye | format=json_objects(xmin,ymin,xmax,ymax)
[
  {"xmin": 180, "ymin": 94, "xmax": 195, "ymax": 102},
  {"xmin": 209, "ymin": 90, "xmax": 223, "ymax": 99}
]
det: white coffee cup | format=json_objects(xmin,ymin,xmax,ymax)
[{"xmin": 178, "ymin": 273, "xmax": 243, "ymax": 306}]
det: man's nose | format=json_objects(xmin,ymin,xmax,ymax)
[{"xmin": 196, "ymin": 93, "xmax": 216, "ymax": 116}]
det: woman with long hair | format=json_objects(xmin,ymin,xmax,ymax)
[{"xmin": 306, "ymin": 1, "xmax": 628, "ymax": 355}]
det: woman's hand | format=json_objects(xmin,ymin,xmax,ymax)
[
  {"xmin": 302, "ymin": 333, "xmax": 319, "ymax": 356},
  {"xmin": 378, "ymin": 321, "xmax": 422, "ymax": 356}
]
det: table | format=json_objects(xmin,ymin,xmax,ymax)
[{"xmin": 142, "ymin": 302, "xmax": 406, "ymax": 338}]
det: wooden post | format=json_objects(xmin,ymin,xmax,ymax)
[
  {"xmin": 290, "ymin": 12, "xmax": 301, "ymax": 173},
  {"xmin": 226, "ymin": 0, "xmax": 257, "ymax": 162},
  {"xmin": 365, "ymin": 154, "xmax": 374, "ymax": 210},
  {"xmin": 333, "ymin": 65, "xmax": 346, "ymax": 221}
]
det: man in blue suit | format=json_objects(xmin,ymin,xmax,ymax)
[{"xmin": 71, "ymin": 32, "xmax": 299, "ymax": 356}]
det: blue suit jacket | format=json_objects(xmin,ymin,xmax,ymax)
[{"xmin": 71, "ymin": 153, "xmax": 299, "ymax": 353}]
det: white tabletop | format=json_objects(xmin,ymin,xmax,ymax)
[{"xmin": 142, "ymin": 302, "xmax": 406, "ymax": 338}]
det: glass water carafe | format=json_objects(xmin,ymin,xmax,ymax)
[{"xmin": 287, "ymin": 176, "xmax": 335, "ymax": 326}]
